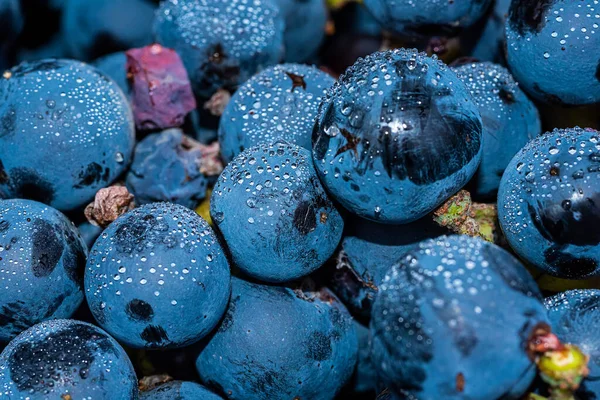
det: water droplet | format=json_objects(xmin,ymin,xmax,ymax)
[
  {"xmin": 213, "ymin": 212, "xmax": 224, "ymax": 223},
  {"xmin": 572, "ymin": 170, "xmax": 585, "ymax": 179},
  {"xmin": 525, "ymin": 172, "xmax": 535, "ymax": 182}
]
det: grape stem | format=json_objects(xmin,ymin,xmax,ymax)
[
  {"xmin": 138, "ymin": 374, "xmax": 173, "ymax": 392},
  {"xmin": 527, "ymin": 389, "xmax": 577, "ymax": 400},
  {"xmin": 527, "ymin": 329, "xmax": 590, "ymax": 400},
  {"xmin": 527, "ymin": 394, "xmax": 548, "ymax": 400},
  {"xmin": 432, "ymin": 190, "xmax": 501, "ymax": 243}
]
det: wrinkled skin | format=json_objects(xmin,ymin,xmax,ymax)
[
  {"xmin": 219, "ymin": 63, "xmax": 335, "ymax": 163},
  {"xmin": 141, "ymin": 381, "xmax": 223, "ymax": 400},
  {"xmin": 61, "ymin": 0, "xmax": 155, "ymax": 61},
  {"xmin": 0, "ymin": 319, "xmax": 138, "ymax": 399},
  {"xmin": 331, "ymin": 216, "xmax": 447, "ymax": 317},
  {"xmin": 126, "ymin": 45, "xmax": 197, "ymax": 131},
  {"xmin": 370, "ymin": 235, "xmax": 548, "ymax": 399},
  {"xmin": 94, "ymin": 51, "xmax": 202, "ymax": 134},
  {"xmin": 85, "ymin": 202, "xmax": 231, "ymax": 349},
  {"xmin": 154, "ymin": 0, "xmax": 284, "ymax": 99},
  {"xmin": 363, "ymin": 0, "xmax": 493, "ymax": 36},
  {"xmin": 0, "ymin": 59, "xmax": 135, "ymax": 211},
  {"xmin": 453, "ymin": 61, "xmax": 541, "ymax": 200},
  {"xmin": 545, "ymin": 290, "xmax": 600, "ymax": 399},
  {"xmin": 313, "ymin": 49, "xmax": 483, "ymax": 224},
  {"xmin": 498, "ymin": 127, "xmax": 600, "ymax": 279},
  {"xmin": 0, "ymin": 199, "xmax": 86, "ymax": 342},
  {"xmin": 196, "ymin": 278, "xmax": 358, "ymax": 400},
  {"xmin": 126, "ymin": 129, "xmax": 208, "ymax": 208},
  {"xmin": 211, "ymin": 141, "xmax": 344, "ymax": 283},
  {"xmin": 505, "ymin": 0, "xmax": 600, "ymax": 105}
]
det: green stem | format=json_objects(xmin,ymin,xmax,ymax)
[
  {"xmin": 432, "ymin": 190, "xmax": 500, "ymax": 243},
  {"xmin": 548, "ymin": 388, "xmax": 577, "ymax": 400},
  {"xmin": 529, "ymin": 331, "xmax": 589, "ymax": 400},
  {"xmin": 526, "ymin": 393, "xmax": 575, "ymax": 400},
  {"xmin": 527, "ymin": 394, "xmax": 548, "ymax": 400}
]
